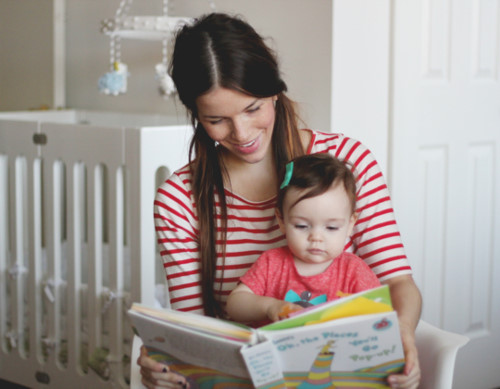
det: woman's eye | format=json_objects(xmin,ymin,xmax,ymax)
[
  {"xmin": 247, "ymin": 105, "xmax": 261, "ymax": 114},
  {"xmin": 209, "ymin": 119, "xmax": 223, "ymax": 125}
]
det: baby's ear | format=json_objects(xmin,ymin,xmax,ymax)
[
  {"xmin": 275, "ymin": 208, "xmax": 286, "ymax": 234},
  {"xmin": 348, "ymin": 212, "xmax": 358, "ymax": 235}
]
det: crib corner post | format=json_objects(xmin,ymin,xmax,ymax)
[{"xmin": 124, "ymin": 128, "xmax": 156, "ymax": 307}]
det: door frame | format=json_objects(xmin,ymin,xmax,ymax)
[{"xmin": 330, "ymin": 0, "xmax": 392, "ymax": 177}]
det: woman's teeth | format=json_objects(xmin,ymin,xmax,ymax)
[{"xmin": 240, "ymin": 140, "xmax": 255, "ymax": 147}]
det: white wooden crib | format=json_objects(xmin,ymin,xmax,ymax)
[{"xmin": 0, "ymin": 110, "xmax": 190, "ymax": 388}]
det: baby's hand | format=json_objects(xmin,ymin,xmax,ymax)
[
  {"xmin": 267, "ymin": 302, "xmax": 302, "ymax": 321},
  {"xmin": 278, "ymin": 303, "xmax": 303, "ymax": 319}
]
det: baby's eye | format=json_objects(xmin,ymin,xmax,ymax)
[
  {"xmin": 294, "ymin": 224, "xmax": 308, "ymax": 230},
  {"xmin": 327, "ymin": 226, "xmax": 339, "ymax": 231}
]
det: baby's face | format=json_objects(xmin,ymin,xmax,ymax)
[{"xmin": 278, "ymin": 182, "xmax": 356, "ymax": 276}]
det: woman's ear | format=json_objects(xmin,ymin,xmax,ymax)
[{"xmin": 275, "ymin": 208, "xmax": 286, "ymax": 234}]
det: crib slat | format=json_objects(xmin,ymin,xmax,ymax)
[
  {"xmin": 0, "ymin": 154, "xmax": 8, "ymax": 354},
  {"xmin": 107, "ymin": 165, "xmax": 126, "ymax": 385},
  {"xmin": 65, "ymin": 161, "xmax": 83, "ymax": 374},
  {"xmin": 125, "ymin": 129, "xmax": 155, "ymax": 308},
  {"xmin": 8, "ymin": 156, "xmax": 28, "ymax": 359},
  {"xmin": 43, "ymin": 158, "xmax": 64, "ymax": 367},
  {"xmin": 28, "ymin": 157, "xmax": 44, "ymax": 364},
  {"xmin": 88, "ymin": 163, "xmax": 104, "ymax": 352}
]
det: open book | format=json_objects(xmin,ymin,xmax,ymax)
[{"xmin": 127, "ymin": 285, "xmax": 405, "ymax": 388}]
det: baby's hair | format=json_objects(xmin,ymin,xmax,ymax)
[{"xmin": 276, "ymin": 153, "xmax": 357, "ymax": 215}]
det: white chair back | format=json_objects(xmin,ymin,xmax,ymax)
[{"xmin": 415, "ymin": 320, "xmax": 469, "ymax": 389}]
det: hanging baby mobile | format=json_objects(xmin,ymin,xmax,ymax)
[{"xmin": 99, "ymin": 0, "xmax": 216, "ymax": 98}]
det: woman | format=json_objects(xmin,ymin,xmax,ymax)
[{"xmin": 139, "ymin": 13, "xmax": 421, "ymax": 389}]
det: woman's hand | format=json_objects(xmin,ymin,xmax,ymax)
[
  {"xmin": 383, "ymin": 275, "xmax": 422, "ymax": 388},
  {"xmin": 386, "ymin": 324, "xmax": 421, "ymax": 389},
  {"xmin": 137, "ymin": 345, "xmax": 189, "ymax": 389}
]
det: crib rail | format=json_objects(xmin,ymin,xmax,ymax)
[{"xmin": 0, "ymin": 114, "xmax": 189, "ymax": 388}]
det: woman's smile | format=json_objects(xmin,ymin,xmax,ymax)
[{"xmin": 230, "ymin": 134, "xmax": 261, "ymax": 154}]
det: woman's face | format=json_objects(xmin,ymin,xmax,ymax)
[{"xmin": 195, "ymin": 87, "xmax": 277, "ymax": 165}]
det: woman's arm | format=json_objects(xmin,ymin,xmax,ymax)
[
  {"xmin": 320, "ymin": 135, "xmax": 422, "ymax": 387},
  {"xmin": 227, "ymin": 283, "xmax": 300, "ymax": 323},
  {"xmin": 384, "ymin": 275, "xmax": 422, "ymax": 389},
  {"xmin": 386, "ymin": 275, "xmax": 422, "ymax": 336}
]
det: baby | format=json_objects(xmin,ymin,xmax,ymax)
[{"xmin": 226, "ymin": 153, "xmax": 381, "ymax": 324}]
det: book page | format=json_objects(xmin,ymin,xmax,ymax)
[
  {"xmin": 261, "ymin": 285, "xmax": 392, "ymax": 331},
  {"xmin": 262, "ymin": 311, "xmax": 404, "ymax": 374},
  {"xmin": 129, "ymin": 310, "xmax": 251, "ymax": 378},
  {"xmin": 132, "ymin": 303, "xmax": 254, "ymax": 342}
]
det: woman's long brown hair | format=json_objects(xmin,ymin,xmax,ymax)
[{"xmin": 171, "ymin": 13, "xmax": 304, "ymax": 317}]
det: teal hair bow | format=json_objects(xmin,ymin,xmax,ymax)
[{"xmin": 280, "ymin": 161, "xmax": 294, "ymax": 189}]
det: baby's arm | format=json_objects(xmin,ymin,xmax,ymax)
[{"xmin": 227, "ymin": 283, "xmax": 301, "ymax": 323}]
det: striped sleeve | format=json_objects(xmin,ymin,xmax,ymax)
[
  {"xmin": 154, "ymin": 166, "xmax": 204, "ymax": 314},
  {"xmin": 309, "ymin": 130, "xmax": 412, "ymax": 281}
]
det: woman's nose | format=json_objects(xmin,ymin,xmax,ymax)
[{"xmin": 230, "ymin": 117, "xmax": 249, "ymax": 141}]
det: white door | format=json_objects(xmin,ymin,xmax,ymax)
[{"xmin": 390, "ymin": 0, "xmax": 500, "ymax": 387}]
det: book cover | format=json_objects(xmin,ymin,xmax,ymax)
[{"xmin": 127, "ymin": 285, "xmax": 405, "ymax": 388}]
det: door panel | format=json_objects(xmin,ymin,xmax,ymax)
[{"xmin": 391, "ymin": 0, "xmax": 500, "ymax": 387}]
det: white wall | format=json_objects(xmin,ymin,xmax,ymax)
[
  {"xmin": 0, "ymin": 0, "xmax": 332, "ymax": 132},
  {"xmin": 0, "ymin": 0, "xmax": 54, "ymax": 111}
]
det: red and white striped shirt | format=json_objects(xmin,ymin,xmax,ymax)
[{"xmin": 154, "ymin": 130, "xmax": 412, "ymax": 314}]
